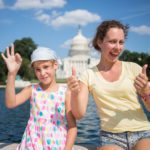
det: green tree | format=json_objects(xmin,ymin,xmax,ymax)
[
  {"xmin": 119, "ymin": 50, "xmax": 150, "ymax": 78},
  {"xmin": 18, "ymin": 58, "xmax": 35, "ymax": 81},
  {"xmin": 0, "ymin": 56, "xmax": 7, "ymax": 84},
  {"xmin": 119, "ymin": 50, "xmax": 130, "ymax": 61},
  {"xmin": 144, "ymin": 55, "xmax": 150, "ymax": 78},
  {"xmin": 14, "ymin": 37, "xmax": 37, "ymax": 80},
  {"xmin": 0, "ymin": 37, "xmax": 37, "ymax": 84},
  {"xmin": 14, "ymin": 37, "xmax": 37, "ymax": 60}
]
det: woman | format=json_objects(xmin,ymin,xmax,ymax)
[{"xmin": 68, "ymin": 20, "xmax": 150, "ymax": 150}]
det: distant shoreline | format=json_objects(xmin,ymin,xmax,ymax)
[
  {"xmin": 0, "ymin": 85, "xmax": 6, "ymax": 88},
  {"xmin": 0, "ymin": 83, "xmax": 67, "ymax": 88}
]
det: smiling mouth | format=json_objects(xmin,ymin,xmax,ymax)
[
  {"xmin": 40, "ymin": 77, "xmax": 48, "ymax": 80},
  {"xmin": 110, "ymin": 52, "xmax": 119, "ymax": 57}
]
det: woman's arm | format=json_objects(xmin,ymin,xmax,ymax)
[
  {"xmin": 71, "ymin": 82, "xmax": 89, "ymax": 119},
  {"xmin": 67, "ymin": 67, "xmax": 89, "ymax": 119},
  {"xmin": 65, "ymin": 90, "xmax": 77, "ymax": 150}
]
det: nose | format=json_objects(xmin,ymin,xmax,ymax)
[
  {"xmin": 40, "ymin": 69, "xmax": 46, "ymax": 76},
  {"xmin": 114, "ymin": 42, "xmax": 123, "ymax": 53},
  {"xmin": 114, "ymin": 42, "xmax": 120, "ymax": 50}
]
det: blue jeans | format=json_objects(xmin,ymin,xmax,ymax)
[{"xmin": 100, "ymin": 130, "xmax": 150, "ymax": 150}]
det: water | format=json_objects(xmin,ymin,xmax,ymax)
[
  {"xmin": 0, "ymin": 88, "xmax": 100, "ymax": 145},
  {"xmin": 0, "ymin": 88, "xmax": 150, "ymax": 146}
]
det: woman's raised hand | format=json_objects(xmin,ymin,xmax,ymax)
[
  {"xmin": 1, "ymin": 44, "xmax": 22, "ymax": 75},
  {"xmin": 134, "ymin": 64, "xmax": 150, "ymax": 96},
  {"xmin": 67, "ymin": 67, "xmax": 80, "ymax": 94}
]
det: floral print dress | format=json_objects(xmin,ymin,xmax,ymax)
[{"xmin": 17, "ymin": 84, "xmax": 67, "ymax": 150}]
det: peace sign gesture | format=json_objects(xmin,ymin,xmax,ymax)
[{"xmin": 1, "ymin": 44, "xmax": 22, "ymax": 75}]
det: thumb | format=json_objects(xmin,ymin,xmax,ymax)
[
  {"xmin": 72, "ymin": 66, "xmax": 76, "ymax": 76},
  {"xmin": 142, "ymin": 64, "xmax": 148, "ymax": 75}
]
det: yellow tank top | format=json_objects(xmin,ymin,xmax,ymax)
[{"xmin": 79, "ymin": 61, "xmax": 150, "ymax": 133}]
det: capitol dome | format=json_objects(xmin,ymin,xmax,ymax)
[
  {"xmin": 56, "ymin": 26, "xmax": 100, "ymax": 79},
  {"xmin": 69, "ymin": 27, "xmax": 90, "ymax": 56},
  {"xmin": 72, "ymin": 29, "xmax": 88, "ymax": 45}
]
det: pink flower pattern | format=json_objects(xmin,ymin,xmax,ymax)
[{"xmin": 17, "ymin": 85, "xmax": 67, "ymax": 150}]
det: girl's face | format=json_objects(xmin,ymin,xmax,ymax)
[
  {"xmin": 33, "ymin": 60, "xmax": 58, "ymax": 85},
  {"xmin": 98, "ymin": 27, "xmax": 125, "ymax": 63}
]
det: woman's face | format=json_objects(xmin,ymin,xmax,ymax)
[{"xmin": 98, "ymin": 27, "xmax": 125, "ymax": 63}]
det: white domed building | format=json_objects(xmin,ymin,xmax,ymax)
[{"xmin": 56, "ymin": 28, "xmax": 99, "ymax": 79}]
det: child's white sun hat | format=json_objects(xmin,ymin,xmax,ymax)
[{"xmin": 31, "ymin": 47, "xmax": 61, "ymax": 65}]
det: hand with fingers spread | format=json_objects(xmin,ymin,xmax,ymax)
[
  {"xmin": 67, "ymin": 67, "xmax": 80, "ymax": 94},
  {"xmin": 134, "ymin": 64, "xmax": 150, "ymax": 97},
  {"xmin": 1, "ymin": 44, "xmax": 22, "ymax": 75}
]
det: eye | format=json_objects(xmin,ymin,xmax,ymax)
[
  {"xmin": 119, "ymin": 40, "xmax": 124, "ymax": 45},
  {"xmin": 35, "ymin": 68, "xmax": 40, "ymax": 72},
  {"xmin": 109, "ymin": 40, "xmax": 116, "ymax": 44},
  {"xmin": 43, "ymin": 65, "xmax": 49, "ymax": 69}
]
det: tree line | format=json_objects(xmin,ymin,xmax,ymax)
[{"xmin": 0, "ymin": 37, "xmax": 149, "ymax": 84}]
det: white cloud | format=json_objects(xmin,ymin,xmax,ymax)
[
  {"xmin": 34, "ymin": 9, "xmax": 101, "ymax": 28},
  {"xmin": 61, "ymin": 39, "xmax": 72, "ymax": 49},
  {"xmin": 51, "ymin": 10, "xmax": 62, "ymax": 18},
  {"xmin": 13, "ymin": 0, "xmax": 66, "ymax": 10},
  {"xmin": 0, "ymin": 0, "xmax": 4, "ymax": 9},
  {"xmin": 35, "ymin": 10, "xmax": 51, "ymax": 25},
  {"xmin": 130, "ymin": 25, "xmax": 150, "ymax": 35},
  {"xmin": 51, "ymin": 9, "xmax": 101, "ymax": 27}
]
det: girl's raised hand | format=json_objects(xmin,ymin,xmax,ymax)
[{"xmin": 1, "ymin": 44, "xmax": 22, "ymax": 75}]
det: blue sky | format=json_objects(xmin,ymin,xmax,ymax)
[{"xmin": 0, "ymin": 0, "xmax": 150, "ymax": 58}]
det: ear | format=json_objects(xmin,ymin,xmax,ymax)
[
  {"xmin": 97, "ymin": 39, "xmax": 102, "ymax": 49},
  {"xmin": 53, "ymin": 61, "xmax": 58, "ymax": 69}
]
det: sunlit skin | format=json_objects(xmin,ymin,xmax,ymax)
[
  {"xmin": 98, "ymin": 28, "xmax": 125, "ymax": 64},
  {"xmin": 1, "ymin": 45, "xmax": 77, "ymax": 150},
  {"xmin": 68, "ymin": 25, "xmax": 150, "ymax": 150},
  {"xmin": 97, "ymin": 28, "xmax": 125, "ymax": 82}
]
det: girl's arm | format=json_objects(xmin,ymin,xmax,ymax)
[
  {"xmin": 65, "ymin": 89, "xmax": 77, "ymax": 150},
  {"xmin": 67, "ymin": 67, "xmax": 89, "ymax": 119},
  {"xmin": 1, "ymin": 44, "xmax": 31, "ymax": 108},
  {"xmin": 134, "ymin": 64, "xmax": 150, "ymax": 111},
  {"xmin": 10, "ymin": 85, "xmax": 32, "ymax": 108}
]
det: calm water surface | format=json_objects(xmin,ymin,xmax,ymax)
[
  {"xmin": 0, "ymin": 88, "xmax": 100, "ymax": 145},
  {"xmin": 0, "ymin": 88, "xmax": 150, "ymax": 146}
]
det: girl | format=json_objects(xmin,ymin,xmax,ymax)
[
  {"xmin": 1, "ymin": 45, "xmax": 77, "ymax": 150},
  {"xmin": 68, "ymin": 20, "xmax": 150, "ymax": 150}
]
